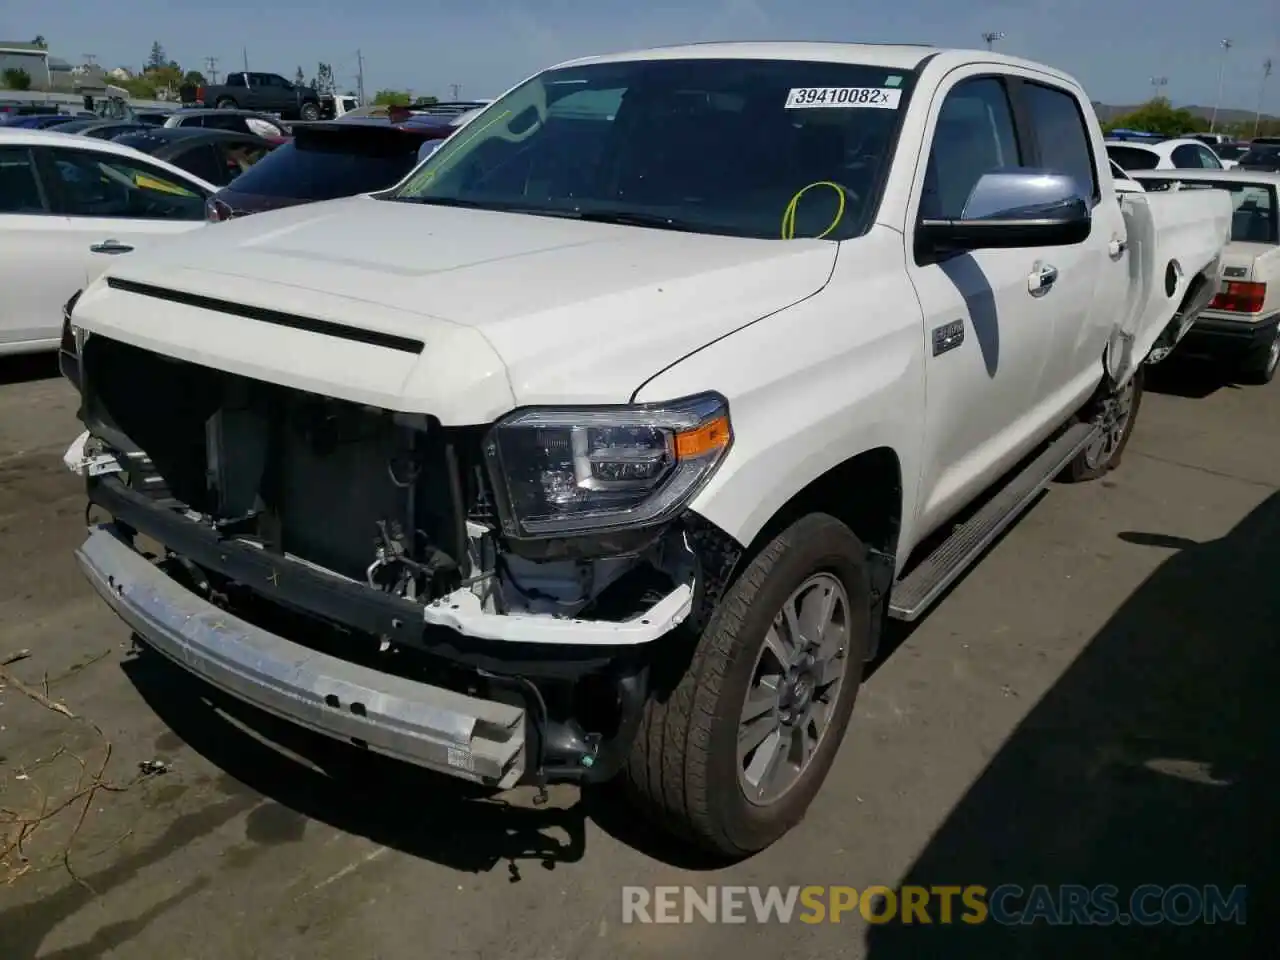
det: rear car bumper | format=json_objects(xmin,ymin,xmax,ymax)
[
  {"xmin": 77, "ymin": 523, "xmax": 530, "ymax": 787},
  {"xmin": 1182, "ymin": 311, "xmax": 1280, "ymax": 356}
]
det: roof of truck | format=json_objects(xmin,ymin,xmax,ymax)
[{"xmin": 550, "ymin": 41, "xmax": 1061, "ymax": 76}]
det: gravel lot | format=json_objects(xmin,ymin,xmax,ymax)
[{"xmin": 0, "ymin": 352, "xmax": 1274, "ymax": 959}]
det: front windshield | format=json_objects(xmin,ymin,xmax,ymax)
[{"xmin": 387, "ymin": 58, "xmax": 915, "ymax": 240}]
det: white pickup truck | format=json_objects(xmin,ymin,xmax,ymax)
[{"xmin": 63, "ymin": 43, "xmax": 1231, "ymax": 856}]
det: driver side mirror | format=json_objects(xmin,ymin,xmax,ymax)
[{"xmin": 917, "ymin": 170, "xmax": 1091, "ymax": 261}]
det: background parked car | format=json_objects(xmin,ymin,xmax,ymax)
[
  {"xmin": 109, "ymin": 127, "xmax": 277, "ymax": 189},
  {"xmin": 1105, "ymin": 137, "xmax": 1226, "ymax": 172},
  {"xmin": 1237, "ymin": 144, "xmax": 1280, "ymax": 173},
  {"xmin": 182, "ymin": 72, "xmax": 322, "ymax": 121},
  {"xmin": 2, "ymin": 114, "xmax": 85, "ymax": 131},
  {"xmin": 0, "ymin": 128, "xmax": 214, "ymax": 357},
  {"xmin": 45, "ymin": 120, "xmax": 152, "ymax": 140},
  {"xmin": 163, "ymin": 108, "xmax": 290, "ymax": 142},
  {"xmin": 1130, "ymin": 169, "xmax": 1280, "ymax": 382},
  {"xmin": 204, "ymin": 118, "xmax": 450, "ymax": 220}
]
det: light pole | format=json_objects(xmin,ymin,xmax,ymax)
[
  {"xmin": 981, "ymin": 31, "xmax": 1005, "ymax": 51},
  {"xmin": 1255, "ymin": 58, "xmax": 1274, "ymax": 139},
  {"xmin": 1210, "ymin": 38, "xmax": 1232, "ymax": 133},
  {"xmin": 1150, "ymin": 75, "xmax": 1168, "ymax": 100}
]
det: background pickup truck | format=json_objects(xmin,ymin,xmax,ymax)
[
  {"xmin": 65, "ymin": 42, "xmax": 1231, "ymax": 858},
  {"xmin": 182, "ymin": 72, "xmax": 322, "ymax": 121}
]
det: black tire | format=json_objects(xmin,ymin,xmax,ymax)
[
  {"xmin": 1060, "ymin": 365, "xmax": 1145, "ymax": 483},
  {"xmin": 215, "ymin": 97, "xmax": 238, "ymax": 110},
  {"xmin": 1238, "ymin": 326, "xmax": 1280, "ymax": 385},
  {"xmin": 299, "ymin": 101, "xmax": 320, "ymax": 121},
  {"xmin": 623, "ymin": 513, "xmax": 872, "ymax": 857}
]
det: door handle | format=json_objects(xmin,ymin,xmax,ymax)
[
  {"xmin": 89, "ymin": 239, "xmax": 133, "ymax": 255},
  {"xmin": 1028, "ymin": 262, "xmax": 1058, "ymax": 295},
  {"xmin": 1108, "ymin": 238, "xmax": 1127, "ymax": 260}
]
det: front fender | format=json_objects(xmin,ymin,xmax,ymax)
[{"xmin": 634, "ymin": 231, "xmax": 925, "ymax": 565}]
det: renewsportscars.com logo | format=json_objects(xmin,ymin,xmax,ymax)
[{"xmin": 621, "ymin": 884, "xmax": 1248, "ymax": 926}]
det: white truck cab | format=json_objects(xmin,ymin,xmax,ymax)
[{"xmin": 64, "ymin": 43, "xmax": 1230, "ymax": 856}]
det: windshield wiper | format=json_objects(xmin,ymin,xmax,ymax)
[{"xmin": 571, "ymin": 210, "xmax": 700, "ymax": 232}]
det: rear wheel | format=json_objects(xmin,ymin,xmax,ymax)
[
  {"xmin": 623, "ymin": 513, "xmax": 872, "ymax": 857},
  {"xmin": 215, "ymin": 97, "xmax": 237, "ymax": 110},
  {"xmin": 299, "ymin": 101, "xmax": 320, "ymax": 122},
  {"xmin": 1061, "ymin": 365, "xmax": 1144, "ymax": 483},
  {"xmin": 1238, "ymin": 326, "xmax": 1280, "ymax": 385}
]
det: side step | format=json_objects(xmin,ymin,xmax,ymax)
[{"xmin": 888, "ymin": 421, "xmax": 1099, "ymax": 622}]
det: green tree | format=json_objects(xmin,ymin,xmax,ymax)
[
  {"xmin": 1, "ymin": 67, "xmax": 32, "ymax": 90},
  {"xmin": 31, "ymin": 35, "xmax": 48, "ymax": 49},
  {"xmin": 183, "ymin": 70, "xmax": 207, "ymax": 86},
  {"xmin": 373, "ymin": 89, "xmax": 411, "ymax": 106},
  {"xmin": 147, "ymin": 42, "xmax": 167, "ymax": 71},
  {"xmin": 294, "ymin": 66, "xmax": 305, "ymax": 86},
  {"xmin": 1103, "ymin": 98, "xmax": 1206, "ymax": 137}
]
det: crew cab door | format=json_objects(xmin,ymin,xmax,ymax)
[{"xmin": 905, "ymin": 72, "xmax": 1096, "ymax": 537}]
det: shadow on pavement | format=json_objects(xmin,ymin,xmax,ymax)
[
  {"xmin": 864, "ymin": 492, "xmax": 1280, "ymax": 957},
  {"xmin": 122, "ymin": 652, "xmax": 601, "ymax": 880},
  {"xmin": 0, "ymin": 352, "xmax": 60, "ymax": 386},
  {"xmin": 1144, "ymin": 356, "xmax": 1246, "ymax": 399}
]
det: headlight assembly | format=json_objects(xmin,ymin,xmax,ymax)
[{"xmin": 484, "ymin": 393, "xmax": 732, "ymax": 539}]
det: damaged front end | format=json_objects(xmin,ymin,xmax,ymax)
[{"xmin": 67, "ymin": 334, "xmax": 740, "ymax": 793}]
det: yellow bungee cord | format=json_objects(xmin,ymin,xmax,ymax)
[{"xmin": 780, "ymin": 181, "xmax": 847, "ymax": 240}]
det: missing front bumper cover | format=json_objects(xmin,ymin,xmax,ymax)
[{"xmin": 77, "ymin": 524, "xmax": 529, "ymax": 787}]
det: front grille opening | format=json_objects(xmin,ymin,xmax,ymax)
[{"xmin": 82, "ymin": 335, "xmax": 484, "ymax": 598}]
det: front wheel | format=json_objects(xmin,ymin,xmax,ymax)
[
  {"xmin": 1060, "ymin": 365, "xmax": 1144, "ymax": 483},
  {"xmin": 299, "ymin": 101, "xmax": 320, "ymax": 121},
  {"xmin": 623, "ymin": 513, "xmax": 872, "ymax": 857}
]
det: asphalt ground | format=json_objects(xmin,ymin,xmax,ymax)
[{"xmin": 0, "ymin": 350, "xmax": 1274, "ymax": 959}]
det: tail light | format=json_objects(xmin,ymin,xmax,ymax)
[
  {"xmin": 1209, "ymin": 281, "xmax": 1266, "ymax": 314},
  {"xmin": 205, "ymin": 197, "xmax": 233, "ymax": 222},
  {"xmin": 195, "ymin": 85, "xmax": 205, "ymax": 104}
]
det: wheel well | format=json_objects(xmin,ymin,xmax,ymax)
[{"xmin": 744, "ymin": 447, "xmax": 903, "ymax": 565}]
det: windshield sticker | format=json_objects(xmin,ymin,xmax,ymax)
[
  {"xmin": 885, "ymin": 75, "xmax": 903, "ymax": 87},
  {"xmin": 785, "ymin": 87, "xmax": 901, "ymax": 109}
]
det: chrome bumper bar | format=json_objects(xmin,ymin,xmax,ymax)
[{"xmin": 76, "ymin": 524, "xmax": 527, "ymax": 787}]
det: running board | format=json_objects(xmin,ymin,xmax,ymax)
[{"xmin": 888, "ymin": 421, "xmax": 1099, "ymax": 622}]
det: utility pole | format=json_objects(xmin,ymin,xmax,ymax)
[
  {"xmin": 356, "ymin": 49, "xmax": 365, "ymax": 105},
  {"xmin": 1256, "ymin": 58, "xmax": 1274, "ymax": 138},
  {"xmin": 242, "ymin": 47, "xmax": 249, "ymax": 73},
  {"xmin": 82, "ymin": 53, "xmax": 97, "ymax": 67},
  {"xmin": 205, "ymin": 56, "xmax": 219, "ymax": 84},
  {"xmin": 981, "ymin": 31, "xmax": 1005, "ymax": 51},
  {"xmin": 449, "ymin": 82, "xmax": 461, "ymax": 100},
  {"xmin": 1150, "ymin": 76, "xmax": 1168, "ymax": 100},
  {"xmin": 1210, "ymin": 38, "xmax": 1232, "ymax": 133}
]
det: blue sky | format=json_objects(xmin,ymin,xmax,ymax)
[{"xmin": 7, "ymin": 0, "xmax": 1278, "ymax": 109}]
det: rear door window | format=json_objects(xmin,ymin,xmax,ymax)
[
  {"xmin": 1021, "ymin": 82, "xmax": 1099, "ymax": 202},
  {"xmin": 1171, "ymin": 144, "xmax": 1205, "ymax": 168},
  {"xmin": 1106, "ymin": 145, "xmax": 1160, "ymax": 171}
]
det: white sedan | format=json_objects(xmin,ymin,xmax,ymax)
[
  {"xmin": 1105, "ymin": 136, "xmax": 1226, "ymax": 173},
  {"xmin": 0, "ymin": 128, "xmax": 216, "ymax": 357}
]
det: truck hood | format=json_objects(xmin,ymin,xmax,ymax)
[{"xmin": 74, "ymin": 196, "xmax": 837, "ymax": 422}]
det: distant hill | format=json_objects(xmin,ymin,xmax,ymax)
[{"xmin": 1092, "ymin": 101, "xmax": 1278, "ymax": 126}]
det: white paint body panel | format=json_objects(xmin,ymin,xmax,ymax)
[
  {"xmin": 0, "ymin": 128, "xmax": 214, "ymax": 356},
  {"xmin": 70, "ymin": 44, "xmax": 1232, "ymax": 589}
]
